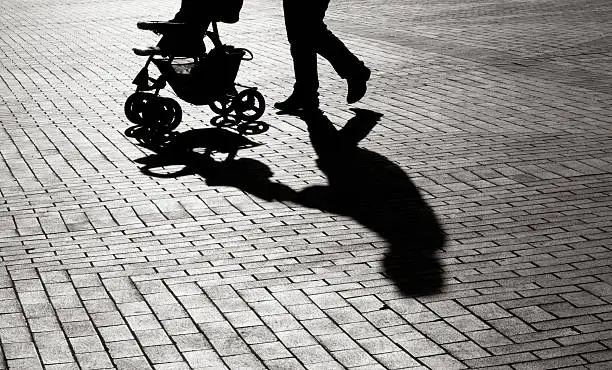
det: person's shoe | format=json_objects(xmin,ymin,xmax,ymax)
[
  {"xmin": 274, "ymin": 93, "xmax": 319, "ymax": 113},
  {"xmin": 346, "ymin": 67, "xmax": 371, "ymax": 104}
]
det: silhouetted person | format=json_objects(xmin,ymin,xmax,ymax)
[{"xmin": 275, "ymin": 1, "xmax": 371, "ymax": 113}]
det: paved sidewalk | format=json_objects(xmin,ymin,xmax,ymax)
[{"xmin": 1, "ymin": 0, "xmax": 612, "ymax": 369}]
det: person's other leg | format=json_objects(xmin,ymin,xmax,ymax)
[
  {"xmin": 275, "ymin": 0, "xmax": 320, "ymax": 111},
  {"xmin": 313, "ymin": 0, "xmax": 370, "ymax": 103}
]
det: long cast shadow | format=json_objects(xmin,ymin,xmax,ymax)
[
  {"xmin": 291, "ymin": 109, "xmax": 446, "ymax": 296},
  {"xmin": 135, "ymin": 110, "xmax": 446, "ymax": 296}
]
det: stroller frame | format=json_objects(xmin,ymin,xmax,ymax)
[{"xmin": 124, "ymin": 21, "xmax": 265, "ymax": 139}]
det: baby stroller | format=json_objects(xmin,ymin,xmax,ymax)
[{"xmin": 124, "ymin": 1, "xmax": 265, "ymax": 143}]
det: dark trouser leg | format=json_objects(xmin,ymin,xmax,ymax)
[
  {"xmin": 283, "ymin": 0, "xmax": 319, "ymax": 97},
  {"xmin": 159, "ymin": 0, "xmax": 209, "ymax": 55},
  {"xmin": 312, "ymin": 1, "xmax": 366, "ymax": 79},
  {"xmin": 172, "ymin": 0, "xmax": 207, "ymax": 26},
  {"xmin": 316, "ymin": 26, "xmax": 366, "ymax": 80}
]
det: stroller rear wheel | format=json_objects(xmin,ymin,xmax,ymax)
[
  {"xmin": 232, "ymin": 89, "xmax": 265, "ymax": 122},
  {"xmin": 141, "ymin": 96, "xmax": 182, "ymax": 131},
  {"xmin": 125, "ymin": 92, "xmax": 156, "ymax": 125}
]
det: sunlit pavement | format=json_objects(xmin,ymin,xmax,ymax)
[{"xmin": 1, "ymin": 0, "xmax": 611, "ymax": 368}]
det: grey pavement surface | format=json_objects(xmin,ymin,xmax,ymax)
[{"xmin": 1, "ymin": 0, "xmax": 612, "ymax": 368}]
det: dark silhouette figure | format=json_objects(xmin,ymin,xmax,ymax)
[{"xmin": 275, "ymin": 0, "xmax": 371, "ymax": 112}]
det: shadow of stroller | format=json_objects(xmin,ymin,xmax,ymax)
[
  {"xmin": 203, "ymin": 109, "xmax": 446, "ymax": 296},
  {"xmin": 134, "ymin": 127, "xmax": 263, "ymax": 178}
]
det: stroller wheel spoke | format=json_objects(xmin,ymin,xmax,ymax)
[{"xmin": 233, "ymin": 89, "xmax": 265, "ymax": 122}]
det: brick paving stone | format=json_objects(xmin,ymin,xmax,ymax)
[
  {"xmin": 114, "ymin": 356, "xmax": 153, "ymax": 370},
  {"xmin": 395, "ymin": 337, "xmax": 446, "ymax": 358},
  {"xmin": 134, "ymin": 328, "xmax": 173, "ymax": 347},
  {"xmin": 420, "ymin": 354, "xmax": 467, "ymax": 369},
  {"xmin": 264, "ymin": 358, "xmax": 306, "ymax": 370},
  {"xmin": 6, "ymin": 358, "xmax": 44, "ymax": 370},
  {"xmin": 106, "ymin": 340, "xmax": 144, "ymax": 359},
  {"xmin": 182, "ymin": 350, "xmax": 226, "ymax": 369},
  {"xmin": 98, "ymin": 325, "xmax": 135, "ymax": 343},
  {"xmin": 290, "ymin": 345, "xmax": 336, "ymax": 365},
  {"xmin": 208, "ymin": 335, "xmax": 251, "ymax": 356},
  {"xmin": 251, "ymin": 341, "xmax": 293, "ymax": 360},
  {"xmin": 332, "ymin": 347, "xmax": 378, "ymax": 367},
  {"xmin": 153, "ymin": 362, "xmax": 191, "ymax": 370},
  {"xmin": 304, "ymin": 361, "xmax": 345, "ymax": 370},
  {"xmin": 173, "ymin": 333, "xmax": 212, "ymax": 352},
  {"xmin": 69, "ymin": 335, "xmax": 105, "ymax": 353},
  {"xmin": 442, "ymin": 341, "xmax": 490, "ymax": 360},
  {"xmin": 33, "ymin": 331, "xmax": 75, "ymax": 365},
  {"xmin": 44, "ymin": 364, "xmax": 81, "ymax": 370},
  {"xmin": 142, "ymin": 345, "xmax": 183, "ymax": 364},
  {"xmin": 223, "ymin": 353, "xmax": 267, "ymax": 369},
  {"xmin": 302, "ymin": 317, "xmax": 344, "ymax": 336},
  {"xmin": 74, "ymin": 351, "xmax": 114, "ymax": 370},
  {"xmin": 2, "ymin": 341, "xmax": 38, "ymax": 360},
  {"xmin": 326, "ymin": 306, "xmax": 367, "ymax": 325},
  {"xmin": 373, "ymin": 351, "xmax": 421, "ymax": 369},
  {"xmin": 276, "ymin": 329, "xmax": 318, "ymax": 348}
]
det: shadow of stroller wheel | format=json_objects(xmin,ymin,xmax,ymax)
[
  {"xmin": 131, "ymin": 126, "xmax": 172, "ymax": 148},
  {"xmin": 209, "ymin": 97, "xmax": 233, "ymax": 116},
  {"xmin": 125, "ymin": 125, "xmax": 152, "ymax": 140},
  {"xmin": 210, "ymin": 115, "xmax": 238, "ymax": 128},
  {"xmin": 236, "ymin": 121, "xmax": 269, "ymax": 135}
]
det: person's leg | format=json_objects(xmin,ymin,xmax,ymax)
[
  {"xmin": 155, "ymin": 0, "xmax": 209, "ymax": 55},
  {"xmin": 275, "ymin": 0, "xmax": 320, "ymax": 111},
  {"xmin": 172, "ymin": 0, "xmax": 207, "ymax": 26},
  {"xmin": 313, "ymin": 0, "xmax": 370, "ymax": 103}
]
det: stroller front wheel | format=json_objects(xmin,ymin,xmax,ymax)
[
  {"xmin": 141, "ymin": 96, "xmax": 182, "ymax": 131},
  {"xmin": 233, "ymin": 89, "xmax": 265, "ymax": 122},
  {"xmin": 160, "ymin": 97, "xmax": 182, "ymax": 131},
  {"xmin": 209, "ymin": 97, "xmax": 233, "ymax": 116}
]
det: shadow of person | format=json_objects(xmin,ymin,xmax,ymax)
[
  {"xmin": 204, "ymin": 109, "xmax": 446, "ymax": 296},
  {"xmin": 133, "ymin": 111, "xmax": 446, "ymax": 296},
  {"xmin": 293, "ymin": 108, "xmax": 446, "ymax": 296}
]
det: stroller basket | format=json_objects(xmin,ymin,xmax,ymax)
[{"xmin": 153, "ymin": 46, "xmax": 246, "ymax": 105}]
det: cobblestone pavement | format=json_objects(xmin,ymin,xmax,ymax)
[{"xmin": 1, "ymin": 0, "xmax": 612, "ymax": 369}]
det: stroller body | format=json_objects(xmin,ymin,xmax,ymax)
[{"xmin": 124, "ymin": 13, "xmax": 265, "ymax": 140}]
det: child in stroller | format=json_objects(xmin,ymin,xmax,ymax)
[{"xmin": 124, "ymin": 0, "xmax": 265, "ymax": 143}]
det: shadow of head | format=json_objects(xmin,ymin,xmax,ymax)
[{"xmin": 296, "ymin": 108, "xmax": 447, "ymax": 296}]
